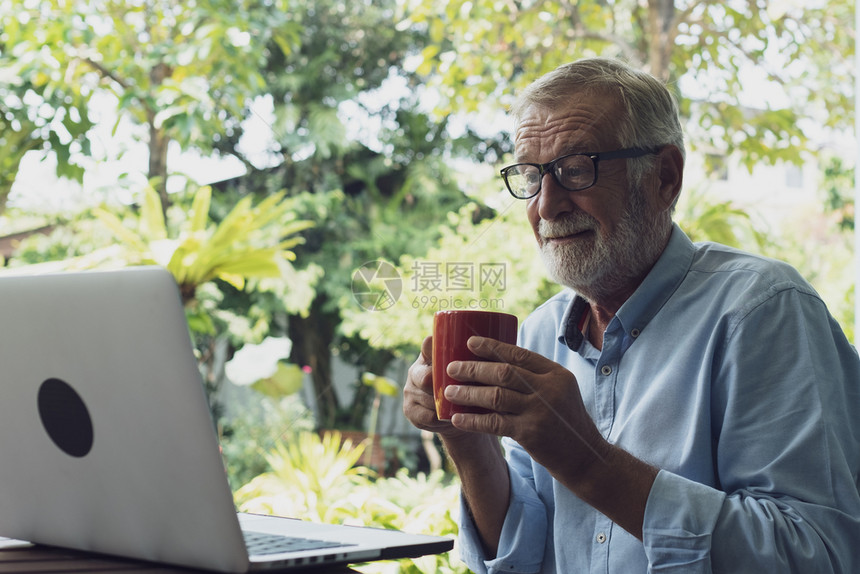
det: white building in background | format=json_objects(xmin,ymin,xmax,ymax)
[{"xmin": 684, "ymin": 150, "xmax": 821, "ymax": 229}]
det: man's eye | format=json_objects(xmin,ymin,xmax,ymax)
[
  {"xmin": 561, "ymin": 166, "xmax": 584, "ymax": 177},
  {"xmin": 524, "ymin": 171, "xmax": 541, "ymax": 184}
]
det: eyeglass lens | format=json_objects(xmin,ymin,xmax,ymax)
[{"xmin": 505, "ymin": 155, "xmax": 596, "ymax": 197}]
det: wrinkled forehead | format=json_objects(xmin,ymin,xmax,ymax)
[{"xmin": 513, "ymin": 93, "xmax": 626, "ymax": 159}]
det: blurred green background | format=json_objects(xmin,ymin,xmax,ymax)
[{"xmin": 2, "ymin": 1, "xmax": 856, "ymax": 571}]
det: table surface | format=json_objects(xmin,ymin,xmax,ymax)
[{"xmin": 0, "ymin": 539, "xmax": 362, "ymax": 574}]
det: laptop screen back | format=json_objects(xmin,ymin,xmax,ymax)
[{"xmin": 0, "ymin": 267, "xmax": 250, "ymax": 572}]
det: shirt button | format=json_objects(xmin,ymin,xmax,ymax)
[
  {"xmin": 631, "ymin": 328, "xmax": 641, "ymax": 338},
  {"xmin": 596, "ymin": 532, "xmax": 607, "ymax": 544},
  {"xmin": 601, "ymin": 365, "xmax": 612, "ymax": 376}
]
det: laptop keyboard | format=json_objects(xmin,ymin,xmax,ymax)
[{"xmin": 243, "ymin": 530, "xmax": 354, "ymax": 556}]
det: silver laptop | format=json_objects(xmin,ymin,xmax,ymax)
[{"xmin": 0, "ymin": 266, "xmax": 453, "ymax": 572}]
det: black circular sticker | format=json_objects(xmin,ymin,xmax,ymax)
[{"xmin": 37, "ymin": 378, "xmax": 94, "ymax": 458}]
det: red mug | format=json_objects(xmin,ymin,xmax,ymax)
[{"xmin": 432, "ymin": 310, "xmax": 518, "ymax": 421}]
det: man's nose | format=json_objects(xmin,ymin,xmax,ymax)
[{"xmin": 535, "ymin": 172, "xmax": 576, "ymax": 221}]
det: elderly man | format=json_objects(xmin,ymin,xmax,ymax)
[{"xmin": 403, "ymin": 58, "xmax": 860, "ymax": 573}]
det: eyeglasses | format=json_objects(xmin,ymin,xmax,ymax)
[{"xmin": 500, "ymin": 147, "xmax": 659, "ymax": 199}]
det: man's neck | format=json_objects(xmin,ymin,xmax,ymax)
[
  {"xmin": 586, "ymin": 297, "xmax": 626, "ymax": 350},
  {"xmin": 588, "ymin": 225, "xmax": 675, "ymax": 349},
  {"xmin": 581, "ymin": 261, "xmax": 654, "ymax": 350}
]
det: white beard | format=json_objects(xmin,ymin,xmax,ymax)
[{"xmin": 538, "ymin": 188, "xmax": 668, "ymax": 303}]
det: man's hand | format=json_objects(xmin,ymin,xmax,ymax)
[
  {"xmin": 402, "ymin": 335, "xmax": 512, "ymax": 555},
  {"xmin": 402, "ymin": 336, "xmax": 470, "ymax": 441},
  {"xmin": 403, "ymin": 333, "xmax": 655, "ymax": 543},
  {"xmin": 443, "ymin": 335, "xmax": 608, "ymax": 484},
  {"xmin": 443, "ymin": 335, "xmax": 657, "ymax": 540}
]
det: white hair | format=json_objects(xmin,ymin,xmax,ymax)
[{"xmin": 511, "ymin": 57, "xmax": 685, "ymax": 193}]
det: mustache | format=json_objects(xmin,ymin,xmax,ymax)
[{"xmin": 538, "ymin": 214, "xmax": 598, "ymax": 239}]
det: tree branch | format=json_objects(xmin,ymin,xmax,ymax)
[{"xmin": 80, "ymin": 56, "xmax": 131, "ymax": 91}]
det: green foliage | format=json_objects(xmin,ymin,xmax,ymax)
[
  {"xmin": 5, "ymin": 0, "xmax": 857, "ymax": 501},
  {"xmin": 821, "ymin": 155, "xmax": 855, "ymax": 232},
  {"xmin": 236, "ymin": 432, "xmax": 467, "ymax": 573},
  {"xmin": 202, "ymin": 0, "xmax": 496, "ymax": 430},
  {"xmin": 3, "ymin": 183, "xmax": 319, "ymax": 383},
  {"xmin": 340, "ymin": 190, "xmax": 557, "ymax": 355},
  {"xmin": 0, "ymin": 0, "xmax": 301, "ymax": 210},
  {"xmin": 675, "ymin": 185, "xmax": 767, "ymax": 250},
  {"xmin": 351, "ymin": 470, "xmax": 467, "ymax": 574},
  {"xmin": 236, "ymin": 431, "xmax": 376, "ymax": 523},
  {"xmin": 0, "ymin": 0, "xmax": 95, "ymax": 207},
  {"xmin": 5, "ymin": 214, "xmax": 114, "ymax": 266},
  {"xmin": 202, "ymin": 0, "xmax": 481, "ymax": 431},
  {"xmin": 361, "ymin": 373, "xmax": 400, "ymax": 398},
  {"xmin": 220, "ymin": 394, "xmax": 315, "ymax": 490},
  {"xmin": 398, "ymin": 0, "xmax": 852, "ymax": 167},
  {"xmin": 89, "ymin": 184, "xmax": 313, "ymax": 306},
  {"xmin": 251, "ymin": 363, "xmax": 306, "ymax": 399}
]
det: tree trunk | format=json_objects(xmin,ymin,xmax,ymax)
[
  {"xmin": 0, "ymin": 128, "xmax": 40, "ymax": 217},
  {"xmin": 288, "ymin": 296, "xmax": 340, "ymax": 428},
  {"xmin": 147, "ymin": 61, "xmax": 171, "ymax": 217},
  {"xmin": 646, "ymin": 0, "xmax": 676, "ymax": 81},
  {"xmin": 148, "ymin": 121, "xmax": 170, "ymax": 216}
]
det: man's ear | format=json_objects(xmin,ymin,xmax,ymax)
[{"xmin": 655, "ymin": 145, "xmax": 684, "ymax": 212}]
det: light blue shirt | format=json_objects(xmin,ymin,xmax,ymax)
[{"xmin": 457, "ymin": 225, "xmax": 860, "ymax": 573}]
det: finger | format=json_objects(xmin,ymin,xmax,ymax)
[
  {"xmin": 407, "ymin": 336, "xmax": 434, "ymax": 394},
  {"xmin": 444, "ymin": 382, "xmax": 523, "ymax": 415},
  {"xmin": 467, "ymin": 336, "xmax": 557, "ymax": 373},
  {"xmin": 405, "ymin": 396, "xmax": 440, "ymax": 426},
  {"xmin": 403, "ymin": 376, "xmax": 444, "ymax": 428},
  {"xmin": 450, "ymin": 411, "xmax": 512, "ymax": 437},
  {"xmin": 447, "ymin": 356, "xmax": 536, "ymax": 395},
  {"xmin": 419, "ymin": 335, "xmax": 433, "ymax": 364},
  {"xmin": 406, "ymin": 405, "xmax": 448, "ymax": 432},
  {"xmin": 405, "ymin": 376, "xmax": 435, "ymax": 407}
]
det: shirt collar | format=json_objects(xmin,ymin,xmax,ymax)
[
  {"xmin": 557, "ymin": 224, "xmax": 695, "ymax": 350},
  {"xmin": 560, "ymin": 296, "xmax": 591, "ymax": 351}
]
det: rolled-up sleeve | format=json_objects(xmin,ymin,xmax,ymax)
[
  {"xmin": 642, "ymin": 471, "xmax": 725, "ymax": 572},
  {"xmin": 644, "ymin": 469, "xmax": 860, "ymax": 573},
  {"xmin": 643, "ymin": 285, "xmax": 860, "ymax": 573},
  {"xmin": 458, "ymin": 443, "xmax": 548, "ymax": 574}
]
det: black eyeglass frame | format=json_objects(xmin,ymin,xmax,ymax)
[{"xmin": 500, "ymin": 146, "xmax": 660, "ymax": 199}]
